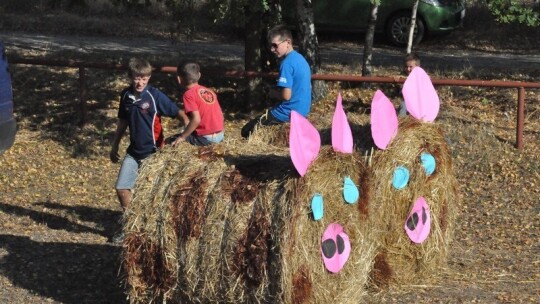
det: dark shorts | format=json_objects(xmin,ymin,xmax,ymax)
[
  {"xmin": 0, "ymin": 118, "xmax": 16, "ymax": 154},
  {"xmin": 241, "ymin": 109, "xmax": 283, "ymax": 139}
]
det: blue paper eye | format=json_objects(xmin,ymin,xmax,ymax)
[
  {"xmin": 392, "ymin": 166, "xmax": 410, "ymax": 190},
  {"xmin": 343, "ymin": 176, "xmax": 359, "ymax": 204},
  {"xmin": 311, "ymin": 193, "xmax": 324, "ymax": 220},
  {"xmin": 421, "ymin": 152, "xmax": 436, "ymax": 176}
]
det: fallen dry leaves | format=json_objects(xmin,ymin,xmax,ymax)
[{"xmin": 1, "ymin": 45, "xmax": 540, "ymax": 304}]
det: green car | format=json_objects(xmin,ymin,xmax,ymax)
[{"xmin": 283, "ymin": 0, "xmax": 466, "ymax": 46}]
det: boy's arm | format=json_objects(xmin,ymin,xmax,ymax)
[
  {"xmin": 110, "ymin": 118, "xmax": 128, "ymax": 163},
  {"xmin": 272, "ymin": 60, "xmax": 295, "ymax": 101},
  {"xmin": 269, "ymin": 87, "xmax": 292, "ymax": 101},
  {"xmin": 172, "ymin": 111, "xmax": 201, "ymax": 146},
  {"xmin": 178, "ymin": 109, "xmax": 189, "ymax": 127}
]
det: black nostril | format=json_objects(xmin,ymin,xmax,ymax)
[
  {"xmin": 406, "ymin": 212, "xmax": 419, "ymax": 231},
  {"xmin": 322, "ymin": 239, "xmax": 337, "ymax": 259},
  {"xmin": 336, "ymin": 235, "xmax": 345, "ymax": 254}
]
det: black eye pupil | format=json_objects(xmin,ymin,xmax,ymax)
[{"xmin": 406, "ymin": 212, "xmax": 419, "ymax": 230}]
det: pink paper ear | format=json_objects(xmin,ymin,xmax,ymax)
[
  {"xmin": 332, "ymin": 93, "xmax": 353, "ymax": 154},
  {"xmin": 404, "ymin": 197, "xmax": 431, "ymax": 244},
  {"xmin": 371, "ymin": 90, "xmax": 398, "ymax": 150},
  {"xmin": 402, "ymin": 67, "xmax": 440, "ymax": 122},
  {"xmin": 321, "ymin": 223, "xmax": 351, "ymax": 273},
  {"xmin": 290, "ymin": 111, "xmax": 321, "ymax": 177}
]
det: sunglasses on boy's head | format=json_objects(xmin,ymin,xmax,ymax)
[
  {"xmin": 132, "ymin": 76, "xmax": 150, "ymax": 81},
  {"xmin": 270, "ymin": 39, "xmax": 288, "ymax": 49}
]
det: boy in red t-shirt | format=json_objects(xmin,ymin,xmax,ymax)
[{"xmin": 171, "ymin": 62, "xmax": 225, "ymax": 146}]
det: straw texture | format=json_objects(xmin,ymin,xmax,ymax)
[{"xmin": 121, "ymin": 112, "xmax": 458, "ymax": 303}]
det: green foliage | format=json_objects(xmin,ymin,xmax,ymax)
[
  {"xmin": 207, "ymin": 0, "xmax": 271, "ymax": 27},
  {"xmin": 161, "ymin": 0, "xmax": 197, "ymax": 39},
  {"xmin": 487, "ymin": 0, "xmax": 540, "ymax": 26}
]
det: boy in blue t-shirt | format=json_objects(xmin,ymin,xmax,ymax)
[
  {"xmin": 110, "ymin": 57, "xmax": 183, "ymax": 212},
  {"xmin": 241, "ymin": 25, "xmax": 312, "ymax": 138}
]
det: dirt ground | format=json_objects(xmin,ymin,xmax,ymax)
[
  {"xmin": 1, "ymin": 3, "xmax": 539, "ymax": 304},
  {"xmin": 1, "ymin": 70, "xmax": 539, "ymax": 304}
]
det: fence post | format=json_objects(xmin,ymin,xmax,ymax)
[
  {"xmin": 516, "ymin": 87, "xmax": 525, "ymax": 150},
  {"xmin": 79, "ymin": 67, "xmax": 87, "ymax": 126}
]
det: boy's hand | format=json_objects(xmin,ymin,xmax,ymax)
[
  {"xmin": 110, "ymin": 147, "xmax": 120, "ymax": 163},
  {"xmin": 171, "ymin": 136, "xmax": 185, "ymax": 147}
]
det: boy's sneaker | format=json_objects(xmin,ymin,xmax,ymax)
[{"xmin": 112, "ymin": 232, "xmax": 124, "ymax": 244}]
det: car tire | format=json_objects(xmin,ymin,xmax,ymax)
[{"xmin": 386, "ymin": 12, "xmax": 425, "ymax": 46}]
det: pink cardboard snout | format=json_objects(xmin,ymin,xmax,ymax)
[
  {"xmin": 405, "ymin": 197, "xmax": 431, "ymax": 244},
  {"xmin": 321, "ymin": 223, "xmax": 351, "ymax": 273}
]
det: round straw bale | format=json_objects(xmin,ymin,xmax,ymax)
[
  {"xmin": 275, "ymin": 147, "xmax": 377, "ymax": 304},
  {"xmin": 122, "ymin": 140, "xmax": 378, "ymax": 303},
  {"xmin": 121, "ymin": 114, "xmax": 458, "ymax": 303},
  {"xmin": 122, "ymin": 145, "xmax": 226, "ymax": 303},
  {"xmin": 363, "ymin": 116, "xmax": 458, "ymax": 287}
]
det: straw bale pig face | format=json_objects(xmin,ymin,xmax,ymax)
[{"xmin": 289, "ymin": 67, "xmax": 441, "ymax": 272}]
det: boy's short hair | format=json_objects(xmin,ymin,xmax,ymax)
[
  {"xmin": 128, "ymin": 57, "xmax": 152, "ymax": 77},
  {"xmin": 267, "ymin": 24, "xmax": 293, "ymax": 43},
  {"xmin": 177, "ymin": 62, "xmax": 201, "ymax": 84},
  {"xmin": 405, "ymin": 52, "xmax": 421, "ymax": 66}
]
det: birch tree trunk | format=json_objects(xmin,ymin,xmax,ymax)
[
  {"xmin": 362, "ymin": 2, "xmax": 379, "ymax": 77},
  {"xmin": 296, "ymin": 0, "xmax": 327, "ymax": 102},
  {"xmin": 406, "ymin": 0, "xmax": 420, "ymax": 54},
  {"xmin": 262, "ymin": 0, "xmax": 282, "ymax": 72}
]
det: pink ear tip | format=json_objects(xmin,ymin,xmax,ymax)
[
  {"xmin": 371, "ymin": 90, "xmax": 398, "ymax": 150},
  {"xmin": 290, "ymin": 111, "xmax": 321, "ymax": 177},
  {"xmin": 402, "ymin": 67, "xmax": 440, "ymax": 122},
  {"xmin": 332, "ymin": 93, "xmax": 353, "ymax": 154}
]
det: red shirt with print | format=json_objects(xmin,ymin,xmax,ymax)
[{"xmin": 183, "ymin": 84, "xmax": 224, "ymax": 136}]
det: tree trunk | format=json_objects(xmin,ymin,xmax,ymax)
[
  {"xmin": 406, "ymin": 0, "xmax": 420, "ymax": 54},
  {"xmin": 262, "ymin": 0, "xmax": 282, "ymax": 72},
  {"xmin": 245, "ymin": 6, "xmax": 264, "ymax": 110},
  {"xmin": 362, "ymin": 2, "xmax": 379, "ymax": 77},
  {"xmin": 295, "ymin": 0, "xmax": 327, "ymax": 102}
]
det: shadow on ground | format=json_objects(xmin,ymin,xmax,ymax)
[
  {"xmin": 0, "ymin": 199, "xmax": 125, "ymax": 303},
  {"xmin": 0, "ymin": 201, "xmax": 122, "ymax": 241},
  {"xmin": 0, "ymin": 234, "xmax": 126, "ymax": 304}
]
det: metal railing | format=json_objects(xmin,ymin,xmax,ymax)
[{"xmin": 10, "ymin": 58, "xmax": 540, "ymax": 149}]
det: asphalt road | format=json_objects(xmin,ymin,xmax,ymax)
[{"xmin": 1, "ymin": 31, "xmax": 539, "ymax": 74}]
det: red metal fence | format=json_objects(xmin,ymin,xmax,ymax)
[{"xmin": 10, "ymin": 58, "xmax": 540, "ymax": 149}]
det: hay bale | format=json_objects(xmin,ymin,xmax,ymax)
[
  {"xmin": 364, "ymin": 116, "xmax": 458, "ymax": 287},
  {"xmin": 122, "ymin": 145, "xmax": 220, "ymax": 303},
  {"xmin": 275, "ymin": 147, "xmax": 377, "ymax": 304},
  {"xmin": 246, "ymin": 123, "xmax": 290, "ymax": 147},
  {"xmin": 121, "ymin": 114, "xmax": 458, "ymax": 303}
]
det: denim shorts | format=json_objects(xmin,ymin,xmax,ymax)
[
  {"xmin": 115, "ymin": 153, "xmax": 142, "ymax": 190},
  {"xmin": 186, "ymin": 130, "xmax": 224, "ymax": 146}
]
